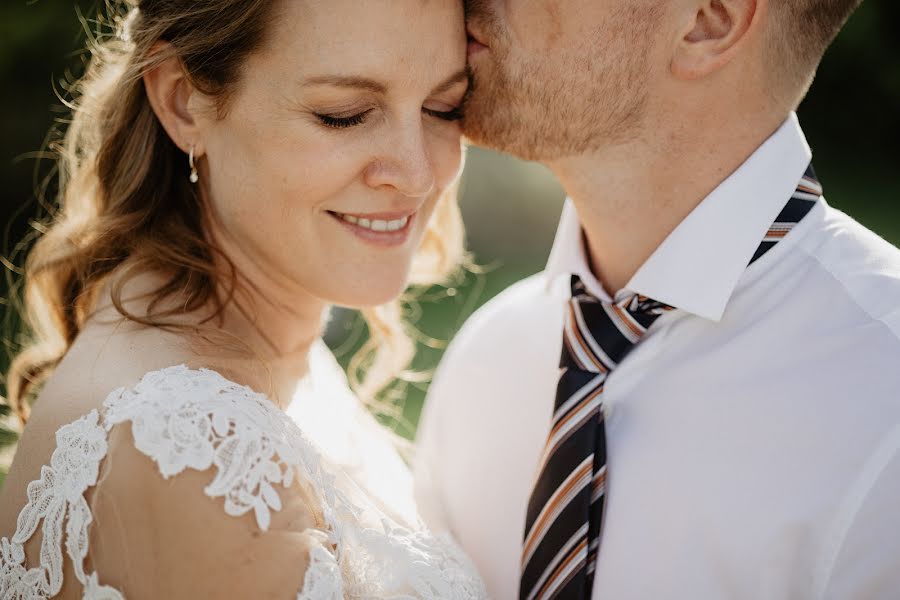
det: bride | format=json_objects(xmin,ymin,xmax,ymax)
[{"xmin": 0, "ymin": 0, "xmax": 486, "ymax": 597}]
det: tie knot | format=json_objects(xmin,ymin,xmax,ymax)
[
  {"xmin": 619, "ymin": 293, "xmax": 676, "ymax": 317},
  {"xmin": 571, "ymin": 276, "xmax": 674, "ymax": 319},
  {"xmin": 563, "ymin": 276, "xmax": 675, "ymax": 374}
]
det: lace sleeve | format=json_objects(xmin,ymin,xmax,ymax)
[
  {"xmin": 2, "ymin": 365, "xmax": 488, "ymax": 599},
  {"xmin": 86, "ymin": 367, "xmax": 345, "ymax": 599}
]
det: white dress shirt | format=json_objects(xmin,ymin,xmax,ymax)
[{"xmin": 414, "ymin": 114, "xmax": 900, "ymax": 600}]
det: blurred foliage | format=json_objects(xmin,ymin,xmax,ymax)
[{"xmin": 0, "ymin": 0, "xmax": 897, "ymax": 474}]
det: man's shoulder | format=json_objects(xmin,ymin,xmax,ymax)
[
  {"xmin": 465, "ymin": 271, "xmax": 553, "ymax": 319},
  {"xmin": 798, "ymin": 203, "xmax": 900, "ymax": 339},
  {"xmin": 444, "ymin": 272, "xmax": 561, "ymax": 358},
  {"xmin": 426, "ymin": 271, "xmax": 566, "ymax": 400}
]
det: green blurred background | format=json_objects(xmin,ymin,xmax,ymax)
[{"xmin": 0, "ymin": 1, "xmax": 898, "ymax": 482}]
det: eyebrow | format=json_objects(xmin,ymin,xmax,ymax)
[
  {"xmin": 303, "ymin": 75, "xmax": 388, "ymax": 94},
  {"xmin": 432, "ymin": 68, "xmax": 470, "ymax": 95},
  {"xmin": 303, "ymin": 67, "xmax": 470, "ymax": 96}
]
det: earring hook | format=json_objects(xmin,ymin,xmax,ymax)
[{"xmin": 189, "ymin": 145, "xmax": 199, "ymax": 183}]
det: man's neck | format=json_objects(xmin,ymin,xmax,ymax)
[{"xmin": 547, "ymin": 109, "xmax": 789, "ymax": 294}]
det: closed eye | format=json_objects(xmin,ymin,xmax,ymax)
[
  {"xmin": 425, "ymin": 107, "xmax": 463, "ymax": 122},
  {"xmin": 316, "ymin": 110, "xmax": 373, "ymax": 129},
  {"xmin": 316, "ymin": 106, "xmax": 462, "ymax": 130}
]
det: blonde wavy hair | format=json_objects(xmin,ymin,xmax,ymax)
[{"xmin": 4, "ymin": 0, "xmax": 465, "ymax": 429}]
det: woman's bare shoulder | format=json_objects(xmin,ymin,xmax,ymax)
[
  {"xmin": 87, "ymin": 406, "xmax": 324, "ymax": 598},
  {"xmin": 0, "ymin": 324, "xmax": 331, "ymax": 598},
  {"xmin": 0, "ymin": 319, "xmax": 193, "ymax": 535}
]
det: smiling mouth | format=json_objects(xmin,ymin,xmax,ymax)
[
  {"xmin": 328, "ymin": 210, "xmax": 413, "ymax": 233},
  {"xmin": 330, "ymin": 211, "xmax": 409, "ymax": 232}
]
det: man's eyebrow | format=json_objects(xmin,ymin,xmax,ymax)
[{"xmin": 302, "ymin": 75, "xmax": 388, "ymax": 94}]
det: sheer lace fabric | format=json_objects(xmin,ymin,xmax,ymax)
[{"xmin": 0, "ymin": 364, "xmax": 487, "ymax": 599}]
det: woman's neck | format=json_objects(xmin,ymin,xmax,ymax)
[{"xmin": 91, "ymin": 267, "xmax": 329, "ymax": 408}]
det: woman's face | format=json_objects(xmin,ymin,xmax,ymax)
[{"xmin": 198, "ymin": 0, "xmax": 467, "ymax": 308}]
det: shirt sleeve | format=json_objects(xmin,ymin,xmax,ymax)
[
  {"xmin": 85, "ymin": 419, "xmax": 339, "ymax": 599},
  {"xmin": 413, "ymin": 345, "xmax": 456, "ymax": 535},
  {"xmin": 820, "ymin": 423, "xmax": 900, "ymax": 600},
  {"xmin": 413, "ymin": 274, "xmax": 553, "ymax": 538},
  {"xmin": 413, "ymin": 290, "xmax": 500, "ymax": 536}
]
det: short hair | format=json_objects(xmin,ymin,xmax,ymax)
[{"xmin": 769, "ymin": 0, "xmax": 864, "ymax": 106}]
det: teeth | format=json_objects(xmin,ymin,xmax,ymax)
[{"xmin": 336, "ymin": 213, "xmax": 409, "ymax": 232}]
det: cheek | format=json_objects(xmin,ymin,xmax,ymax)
[
  {"xmin": 245, "ymin": 122, "xmax": 349, "ymax": 201},
  {"xmin": 207, "ymin": 116, "xmax": 365, "ymax": 225},
  {"xmin": 537, "ymin": 0, "xmax": 565, "ymax": 51},
  {"xmin": 200, "ymin": 116, "xmax": 379, "ymax": 289},
  {"xmin": 429, "ymin": 131, "xmax": 464, "ymax": 192}
]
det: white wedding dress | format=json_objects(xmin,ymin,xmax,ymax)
[{"xmin": 0, "ymin": 341, "xmax": 487, "ymax": 599}]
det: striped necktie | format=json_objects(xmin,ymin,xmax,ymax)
[{"xmin": 519, "ymin": 165, "xmax": 823, "ymax": 600}]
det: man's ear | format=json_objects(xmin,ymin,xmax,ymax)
[
  {"xmin": 143, "ymin": 42, "xmax": 208, "ymax": 156},
  {"xmin": 671, "ymin": 0, "xmax": 765, "ymax": 80}
]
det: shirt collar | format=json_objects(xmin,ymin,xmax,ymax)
[{"xmin": 545, "ymin": 112, "xmax": 813, "ymax": 322}]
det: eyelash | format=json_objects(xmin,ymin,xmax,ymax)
[
  {"xmin": 317, "ymin": 111, "xmax": 371, "ymax": 129},
  {"xmin": 316, "ymin": 107, "xmax": 463, "ymax": 130}
]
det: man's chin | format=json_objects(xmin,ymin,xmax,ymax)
[
  {"xmin": 461, "ymin": 120, "xmax": 507, "ymax": 154},
  {"xmin": 460, "ymin": 75, "xmax": 557, "ymax": 162},
  {"xmin": 461, "ymin": 95, "xmax": 516, "ymax": 153},
  {"xmin": 462, "ymin": 129, "xmax": 545, "ymax": 163},
  {"xmin": 459, "ymin": 121, "xmax": 492, "ymax": 149}
]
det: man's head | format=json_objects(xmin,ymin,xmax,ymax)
[
  {"xmin": 462, "ymin": 0, "xmax": 864, "ymax": 162},
  {"xmin": 766, "ymin": 0, "xmax": 865, "ymax": 101}
]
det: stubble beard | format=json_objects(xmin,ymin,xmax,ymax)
[{"xmin": 462, "ymin": 7, "xmax": 656, "ymax": 163}]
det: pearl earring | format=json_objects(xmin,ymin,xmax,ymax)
[{"xmin": 188, "ymin": 145, "xmax": 199, "ymax": 184}]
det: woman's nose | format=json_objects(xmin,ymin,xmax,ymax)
[{"xmin": 364, "ymin": 124, "xmax": 436, "ymax": 198}]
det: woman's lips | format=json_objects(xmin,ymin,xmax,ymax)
[{"xmin": 327, "ymin": 210, "xmax": 416, "ymax": 248}]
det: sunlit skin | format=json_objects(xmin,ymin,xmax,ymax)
[
  {"xmin": 462, "ymin": 0, "xmax": 789, "ymax": 294},
  {"xmin": 0, "ymin": 0, "xmax": 469, "ymax": 572},
  {"xmin": 463, "ymin": 0, "xmax": 663, "ymax": 160},
  {"xmin": 142, "ymin": 0, "xmax": 468, "ymax": 368}
]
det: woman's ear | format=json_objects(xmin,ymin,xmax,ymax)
[
  {"xmin": 671, "ymin": 0, "xmax": 765, "ymax": 80},
  {"xmin": 143, "ymin": 42, "xmax": 209, "ymax": 156}
]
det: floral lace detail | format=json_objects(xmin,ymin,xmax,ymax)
[
  {"xmin": 1, "ymin": 365, "xmax": 487, "ymax": 599},
  {"xmin": 298, "ymin": 532, "xmax": 343, "ymax": 600},
  {"xmin": 0, "ymin": 410, "xmax": 122, "ymax": 599},
  {"xmin": 101, "ymin": 367, "xmax": 322, "ymax": 533},
  {"xmin": 341, "ymin": 521, "xmax": 489, "ymax": 599}
]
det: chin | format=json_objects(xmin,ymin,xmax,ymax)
[{"xmin": 326, "ymin": 271, "xmax": 411, "ymax": 310}]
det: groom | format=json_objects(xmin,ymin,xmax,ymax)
[{"xmin": 415, "ymin": 0, "xmax": 900, "ymax": 598}]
